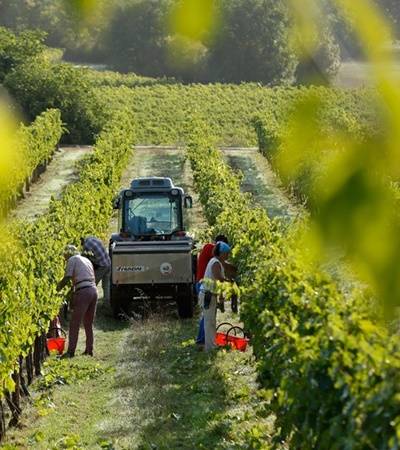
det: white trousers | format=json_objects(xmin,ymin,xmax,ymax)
[{"xmin": 199, "ymin": 292, "xmax": 217, "ymax": 351}]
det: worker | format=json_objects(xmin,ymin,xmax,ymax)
[
  {"xmin": 199, "ymin": 241, "xmax": 231, "ymax": 352},
  {"xmin": 80, "ymin": 236, "xmax": 111, "ymax": 302},
  {"xmin": 57, "ymin": 245, "xmax": 98, "ymax": 358},
  {"xmin": 195, "ymin": 234, "xmax": 228, "ymax": 346}
]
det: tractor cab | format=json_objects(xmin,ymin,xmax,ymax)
[{"xmin": 113, "ymin": 177, "xmax": 192, "ymax": 241}]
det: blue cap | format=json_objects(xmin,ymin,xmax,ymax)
[{"xmin": 217, "ymin": 241, "xmax": 231, "ymax": 254}]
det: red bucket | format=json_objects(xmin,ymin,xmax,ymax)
[
  {"xmin": 215, "ymin": 332, "xmax": 228, "ymax": 346},
  {"xmin": 227, "ymin": 332, "xmax": 249, "ymax": 352},
  {"xmin": 46, "ymin": 328, "xmax": 67, "ymax": 355},
  {"xmin": 215, "ymin": 322, "xmax": 233, "ymax": 347},
  {"xmin": 215, "ymin": 323, "xmax": 249, "ymax": 352}
]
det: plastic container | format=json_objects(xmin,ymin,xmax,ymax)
[
  {"xmin": 215, "ymin": 322, "xmax": 233, "ymax": 346},
  {"xmin": 215, "ymin": 323, "xmax": 249, "ymax": 352},
  {"xmin": 46, "ymin": 328, "xmax": 67, "ymax": 355},
  {"xmin": 226, "ymin": 326, "xmax": 249, "ymax": 351}
]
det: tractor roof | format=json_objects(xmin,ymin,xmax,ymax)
[{"xmin": 130, "ymin": 177, "xmax": 174, "ymax": 191}]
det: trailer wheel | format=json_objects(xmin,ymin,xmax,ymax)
[{"xmin": 177, "ymin": 285, "xmax": 194, "ymax": 319}]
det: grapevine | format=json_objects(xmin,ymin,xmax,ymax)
[
  {"xmin": 0, "ymin": 109, "xmax": 135, "ymax": 434},
  {"xmin": 0, "ymin": 109, "xmax": 63, "ymax": 217},
  {"xmin": 187, "ymin": 122, "xmax": 400, "ymax": 449}
]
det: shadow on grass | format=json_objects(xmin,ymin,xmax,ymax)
[
  {"xmin": 225, "ymin": 152, "xmax": 293, "ymax": 221},
  {"xmin": 102, "ymin": 313, "xmax": 233, "ymax": 449},
  {"xmin": 93, "ymin": 301, "xmax": 131, "ymax": 333},
  {"xmin": 138, "ymin": 151, "xmax": 185, "ymax": 183}
]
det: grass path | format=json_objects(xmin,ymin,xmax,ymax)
[
  {"xmin": 1, "ymin": 303, "xmax": 131, "ymax": 449},
  {"xmin": 96, "ymin": 310, "xmax": 275, "ymax": 449},
  {"xmin": 222, "ymin": 148, "xmax": 299, "ymax": 221},
  {"xmin": 225, "ymin": 149, "xmax": 363, "ymax": 301},
  {"xmin": 1, "ymin": 147, "xmax": 278, "ymax": 450},
  {"xmin": 334, "ymin": 59, "xmax": 400, "ymax": 88},
  {"xmin": 11, "ymin": 146, "xmax": 92, "ymax": 221}
]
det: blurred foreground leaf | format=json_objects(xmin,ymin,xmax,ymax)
[
  {"xmin": 67, "ymin": 0, "xmax": 98, "ymax": 18},
  {"xmin": 0, "ymin": 101, "xmax": 18, "ymax": 192},
  {"xmin": 281, "ymin": 0, "xmax": 400, "ymax": 313},
  {"xmin": 169, "ymin": 0, "xmax": 217, "ymax": 41}
]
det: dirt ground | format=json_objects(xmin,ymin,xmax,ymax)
[{"xmin": 11, "ymin": 146, "xmax": 92, "ymax": 221}]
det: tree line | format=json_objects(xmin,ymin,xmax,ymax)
[{"xmin": 0, "ymin": 0, "xmax": 398, "ymax": 84}]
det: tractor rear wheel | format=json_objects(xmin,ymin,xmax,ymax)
[
  {"xmin": 177, "ymin": 285, "xmax": 194, "ymax": 319},
  {"xmin": 110, "ymin": 284, "xmax": 124, "ymax": 319}
]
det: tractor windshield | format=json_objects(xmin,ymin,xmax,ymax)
[{"xmin": 124, "ymin": 193, "xmax": 181, "ymax": 236}]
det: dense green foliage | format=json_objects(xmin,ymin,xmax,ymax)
[
  {"xmin": 105, "ymin": 0, "xmax": 302, "ymax": 84},
  {"xmin": 0, "ymin": 1, "xmax": 341, "ymax": 84},
  {"xmin": 1, "ymin": 1, "xmax": 398, "ymax": 81},
  {"xmin": 94, "ymin": 83, "xmax": 299, "ymax": 146},
  {"xmin": 105, "ymin": 0, "xmax": 171, "ymax": 78},
  {"xmin": 3, "ymin": 50, "xmax": 378, "ymax": 149},
  {"xmin": 0, "ymin": 109, "xmax": 63, "ymax": 217},
  {"xmin": 206, "ymin": 0, "xmax": 296, "ymax": 84},
  {"xmin": 0, "ymin": 111, "xmax": 134, "ymax": 396},
  {"xmin": 0, "ymin": 26, "xmax": 45, "ymax": 81},
  {"xmin": 187, "ymin": 125, "xmax": 400, "ymax": 449},
  {"xmin": 104, "ymin": 0, "xmax": 341, "ymax": 84},
  {"xmin": 253, "ymin": 87, "xmax": 379, "ymax": 204},
  {"xmin": 92, "ymin": 82, "xmax": 378, "ymax": 148},
  {"xmin": 4, "ymin": 60, "xmax": 105, "ymax": 144},
  {"xmin": 0, "ymin": 0, "xmax": 111, "ymax": 62},
  {"xmin": 0, "ymin": 29, "xmax": 113, "ymax": 144},
  {"xmin": 84, "ymin": 68, "xmax": 175, "ymax": 88}
]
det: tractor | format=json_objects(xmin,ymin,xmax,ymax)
[{"xmin": 109, "ymin": 177, "xmax": 196, "ymax": 318}]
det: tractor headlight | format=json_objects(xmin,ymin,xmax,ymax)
[
  {"xmin": 124, "ymin": 190, "xmax": 134, "ymax": 198},
  {"xmin": 170, "ymin": 189, "xmax": 179, "ymax": 196}
]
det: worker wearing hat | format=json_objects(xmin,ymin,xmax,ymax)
[
  {"xmin": 57, "ymin": 244, "xmax": 98, "ymax": 358},
  {"xmin": 199, "ymin": 241, "xmax": 231, "ymax": 352},
  {"xmin": 195, "ymin": 234, "xmax": 229, "ymax": 346}
]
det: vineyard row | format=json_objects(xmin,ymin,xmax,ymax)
[
  {"xmin": 0, "ymin": 109, "xmax": 135, "ymax": 439},
  {"xmin": 3, "ymin": 56, "xmax": 377, "ymax": 148},
  {"xmin": 0, "ymin": 109, "xmax": 63, "ymax": 217},
  {"xmin": 186, "ymin": 122, "xmax": 400, "ymax": 450}
]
